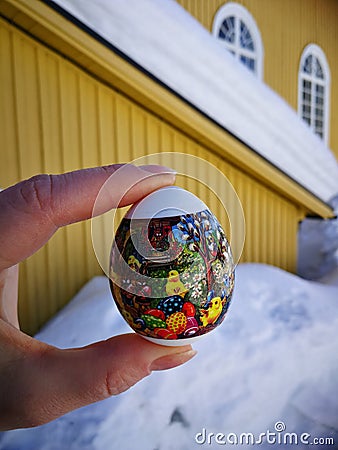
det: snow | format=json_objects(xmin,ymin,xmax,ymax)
[
  {"xmin": 50, "ymin": 0, "xmax": 338, "ymax": 204},
  {"xmin": 1, "ymin": 263, "xmax": 338, "ymax": 449}
]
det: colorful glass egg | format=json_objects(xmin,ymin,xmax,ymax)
[{"xmin": 109, "ymin": 186, "xmax": 235, "ymax": 346}]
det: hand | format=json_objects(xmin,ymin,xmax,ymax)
[{"xmin": 0, "ymin": 164, "xmax": 196, "ymax": 430}]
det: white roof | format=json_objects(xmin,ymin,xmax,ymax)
[{"xmin": 54, "ymin": 0, "xmax": 338, "ymax": 204}]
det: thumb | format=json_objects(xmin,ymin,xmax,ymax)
[{"xmin": 5, "ymin": 333, "xmax": 196, "ymax": 429}]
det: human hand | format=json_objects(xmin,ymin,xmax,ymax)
[{"xmin": 0, "ymin": 164, "xmax": 196, "ymax": 430}]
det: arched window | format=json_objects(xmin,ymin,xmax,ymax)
[
  {"xmin": 298, "ymin": 44, "xmax": 330, "ymax": 145},
  {"xmin": 212, "ymin": 2, "xmax": 263, "ymax": 79}
]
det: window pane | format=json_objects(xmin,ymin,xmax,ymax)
[
  {"xmin": 240, "ymin": 20, "xmax": 254, "ymax": 50},
  {"xmin": 315, "ymin": 95, "xmax": 323, "ymax": 106},
  {"xmin": 302, "ymin": 105, "xmax": 311, "ymax": 117},
  {"xmin": 240, "ymin": 55, "xmax": 255, "ymax": 71},
  {"xmin": 219, "ymin": 28, "xmax": 226, "ymax": 39},
  {"xmin": 302, "ymin": 91, "xmax": 311, "ymax": 103},
  {"xmin": 302, "ymin": 79, "xmax": 311, "ymax": 108},
  {"xmin": 303, "ymin": 55, "xmax": 312, "ymax": 74},
  {"xmin": 315, "ymin": 107, "xmax": 323, "ymax": 118},
  {"xmin": 302, "ymin": 79, "xmax": 311, "ymax": 92},
  {"xmin": 219, "ymin": 16, "xmax": 235, "ymax": 43},
  {"xmin": 314, "ymin": 57, "xmax": 324, "ymax": 79},
  {"xmin": 316, "ymin": 84, "xmax": 324, "ymax": 95}
]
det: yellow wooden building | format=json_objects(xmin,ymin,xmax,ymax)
[{"xmin": 1, "ymin": 0, "xmax": 337, "ymax": 334}]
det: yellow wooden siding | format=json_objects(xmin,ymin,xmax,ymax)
[
  {"xmin": 177, "ymin": 0, "xmax": 338, "ymax": 159},
  {"xmin": 1, "ymin": 18, "xmax": 303, "ymax": 334}
]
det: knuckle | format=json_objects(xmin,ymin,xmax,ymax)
[
  {"xmin": 104, "ymin": 371, "xmax": 131, "ymax": 397},
  {"xmin": 104, "ymin": 366, "xmax": 149, "ymax": 397},
  {"xmin": 19, "ymin": 174, "xmax": 53, "ymax": 214},
  {"xmin": 17, "ymin": 174, "xmax": 59, "ymax": 228}
]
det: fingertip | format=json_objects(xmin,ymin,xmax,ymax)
[
  {"xmin": 110, "ymin": 334, "xmax": 196, "ymax": 372},
  {"xmin": 115, "ymin": 167, "xmax": 176, "ymax": 208},
  {"xmin": 92, "ymin": 334, "xmax": 196, "ymax": 396}
]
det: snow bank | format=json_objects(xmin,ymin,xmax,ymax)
[
  {"xmin": 1, "ymin": 264, "xmax": 337, "ymax": 449},
  {"xmin": 51, "ymin": 0, "xmax": 338, "ymax": 203}
]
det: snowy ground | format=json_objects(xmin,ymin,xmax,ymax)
[{"xmin": 1, "ymin": 262, "xmax": 338, "ymax": 450}]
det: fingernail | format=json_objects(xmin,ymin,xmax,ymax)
[
  {"xmin": 150, "ymin": 349, "xmax": 197, "ymax": 371},
  {"xmin": 141, "ymin": 165, "xmax": 177, "ymax": 175}
]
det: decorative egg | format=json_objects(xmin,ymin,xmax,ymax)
[{"xmin": 109, "ymin": 186, "xmax": 235, "ymax": 346}]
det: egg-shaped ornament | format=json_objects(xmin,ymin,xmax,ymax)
[{"xmin": 109, "ymin": 186, "xmax": 235, "ymax": 346}]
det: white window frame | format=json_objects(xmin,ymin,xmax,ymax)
[
  {"xmin": 212, "ymin": 2, "xmax": 264, "ymax": 79},
  {"xmin": 298, "ymin": 43, "xmax": 330, "ymax": 146}
]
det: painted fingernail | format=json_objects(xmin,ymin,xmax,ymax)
[{"xmin": 150, "ymin": 349, "xmax": 197, "ymax": 371}]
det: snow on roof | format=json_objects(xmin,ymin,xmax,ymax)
[{"xmin": 52, "ymin": 0, "xmax": 338, "ymax": 204}]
